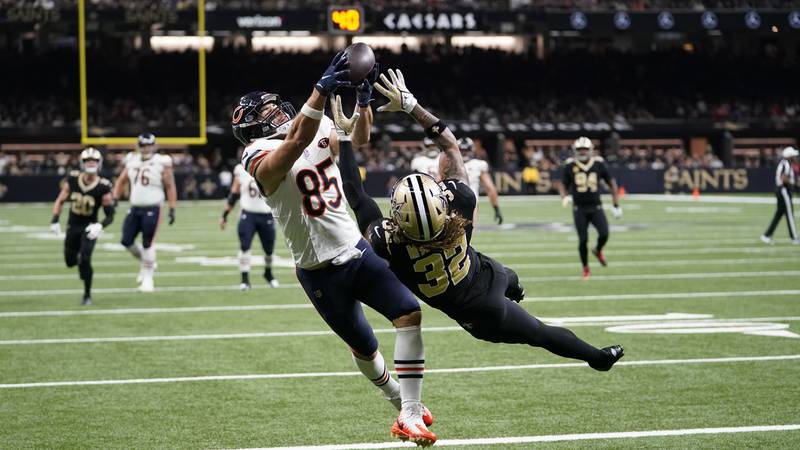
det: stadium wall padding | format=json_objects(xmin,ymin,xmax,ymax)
[{"xmin": 0, "ymin": 168, "xmax": 779, "ymax": 202}]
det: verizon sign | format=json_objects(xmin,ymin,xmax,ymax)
[
  {"xmin": 236, "ymin": 15, "xmax": 283, "ymax": 29},
  {"xmin": 381, "ymin": 12, "xmax": 478, "ymax": 31}
]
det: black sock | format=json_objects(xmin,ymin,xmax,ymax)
[
  {"xmin": 264, "ymin": 267, "xmax": 274, "ymax": 281},
  {"xmin": 578, "ymin": 242, "xmax": 589, "ymax": 266},
  {"xmin": 241, "ymin": 272, "xmax": 250, "ymax": 284},
  {"xmin": 596, "ymin": 235, "xmax": 609, "ymax": 252},
  {"xmin": 79, "ymin": 264, "xmax": 93, "ymax": 298}
]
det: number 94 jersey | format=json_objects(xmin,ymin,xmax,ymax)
[
  {"xmin": 561, "ymin": 156, "xmax": 613, "ymax": 207},
  {"xmin": 368, "ymin": 178, "xmax": 479, "ymax": 312},
  {"xmin": 124, "ymin": 152, "xmax": 172, "ymax": 206}
]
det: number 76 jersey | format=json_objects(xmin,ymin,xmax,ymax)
[
  {"xmin": 124, "ymin": 152, "xmax": 172, "ymax": 207},
  {"xmin": 241, "ymin": 116, "xmax": 361, "ymax": 269}
]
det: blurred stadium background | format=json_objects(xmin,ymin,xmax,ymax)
[{"xmin": 2, "ymin": 1, "xmax": 800, "ymax": 449}]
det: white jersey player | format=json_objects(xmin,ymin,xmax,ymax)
[
  {"xmin": 409, "ymin": 138, "xmax": 441, "ymax": 178},
  {"xmin": 220, "ymin": 163, "xmax": 278, "ymax": 289},
  {"xmin": 231, "ymin": 51, "xmax": 435, "ymax": 446},
  {"xmin": 457, "ymin": 137, "xmax": 503, "ymax": 224},
  {"xmin": 112, "ymin": 133, "xmax": 177, "ymax": 292}
]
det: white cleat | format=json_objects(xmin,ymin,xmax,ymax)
[
  {"xmin": 760, "ymin": 235, "xmax": 774, "ymax": 245},
  {"xmin": 269, "ymin": 279, "xmax": 280, "ymax": 288},
  {"xmin": 390, "ymin": 402, "xmax": 437, "ymax": 446},
  {"xmin": 136, "ymin": 262, "xmax": 157, "ymax": 283},
  {"xmin": 138, "ymin": 277, "xmax": 154, "ymax": 293},
  {"xmin": 239, "ymin": 282, "xmax": 251, "ymax": 291},
  {"xmin": 792, "ymin": 239, "xmax": 800, "ymax": 245}
]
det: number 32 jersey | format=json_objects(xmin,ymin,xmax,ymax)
[
  {"xmin": 241, "ymin": 116, "xmax": 361, "ymax": 269},
  {"xmin": 124, "ymin": 152, "xmax": 172, "ymax": 207},
  {"xmin": 368, "ymin": 179, "xmax": 478, "ymax": 312},
  {"xmin": 561, "ymin": 156, "xmax": 613, "ymax": 207}
]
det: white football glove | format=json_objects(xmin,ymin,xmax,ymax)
[
  {"xmin": 612, "ymin": 206, "xmax": 623, "ymax": 219},
  {"xmin": 85, "ymin": 223, "xmax": 103, "ymax": 240},
  {"xmin": 374, "ymin": 68, "xmax": 418, "ymax": 113},
  {"xmin": 49, "ymin": 222, "xmax": 61, "ymax": 235},
  {"xmin": 330, "ymin": 94, "xmax": 360, "ymax": 140},
  {"xmin": 561, "ymin": 195, "xmax": 573, "ymax": 208}
]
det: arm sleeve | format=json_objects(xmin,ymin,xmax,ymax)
[
  {"xmin": 561, "ymin": 165, "xmax": 572, "ymax": 189},
  {"xmin": 338, "ymin": 139, "xmax": 383, "ymax": 235},
  {"xmin": 101, "ymin": 204, "xmax": 115, "ymax": 228}
]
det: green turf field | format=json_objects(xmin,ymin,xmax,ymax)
[{"xmin": 1, "ymin": 195, "xmax": 799, "ymax": 449}]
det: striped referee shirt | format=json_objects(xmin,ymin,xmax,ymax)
[{"xmin": 775, "ymin": 159, "xmax": 796, "ymax": 187}]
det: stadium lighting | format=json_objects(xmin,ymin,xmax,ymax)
[
  {"xmin": 450, "ymin": 35, "xmax": 525, "ymax": 53},
  {"xmin": 251, "ymin": 36, "xmax": 326, "ymax": 53},
  {"xmin": 150, "ymin": 36, "xmax": 214, "ymax": 52},
  {"xmin": 352, "ymin": 36, "xmax": 427, "ymax": 52}
]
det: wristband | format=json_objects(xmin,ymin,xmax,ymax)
[
  {"xmin": 222, "ymin": 210, "xmax": 229, "ymax": 220},
  {"xmin": 424, "ymin": 121, "xmax": 447, "ymax": 139},
  {"xmin": 300, "ymin": 104, "xmax": 324, "ymax": 120}
]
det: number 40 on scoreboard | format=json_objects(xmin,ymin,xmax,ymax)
[{"xmin": 328, "ymin": 6, "xmax": 364, "ymax": 34}]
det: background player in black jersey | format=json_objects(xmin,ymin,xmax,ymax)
[
  {"xmin": 50, "ymin": 148, "xmax": 115, "ymax": 305},
  {"xmin": 332, "ymin": 69, "xmax": 623, "ymax": 373},
  {"xmin": 558, "ymin": 137, "xmax": 623, "ymax": 280}
]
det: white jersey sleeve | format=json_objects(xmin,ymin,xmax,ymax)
[
  {"xmin": 127, "ymin": 153, "xmax": 170, "ymax": 206},
  {"xmin": 242, "ymin": 116, "xmax": 361, "ymax": 269},
  {"xmin": 410, "ymin": 155, "xmax": 440, "ymax": 179},
  {"xmin": 234, "ymin": 164, "xmax": 271, "ymax": 214},
  {"xmin": 464, "ymin": 158, "xmax": 489, "ymax": 196}
]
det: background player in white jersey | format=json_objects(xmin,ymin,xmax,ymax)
[
  {"xmin": 232, "ymin": 52, "xmax": 435, "ymax": 446},
  {"xmin": 112, "ymin": 133, "xmax": 178, "ymax": 292},
  {"xmin": 220, "ymin": 161, "xmax": 278, "ymax": 290},
  {"xmin": 457, "ymin": 137, "xmax": 503, "ymax": 224},
  {"xmin": 409, "ymin": 138, "xmax": 440, "ymax": 178}
]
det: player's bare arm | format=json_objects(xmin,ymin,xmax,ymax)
[
  {"xmin": 351, "ymin": 63, "xmax": 378, "ymax": 148},
  {"xmin": 99, "ymin": 192, "xmax": 115, "ymax": 229},
  {"xmin": 375, "ymin": 68, "xmax": 467, "ymax": 183},
  {"xmin": 250, "ymin": 53, "xmax": 351, "ymax": 195},
  {"xmin": 162, "ymin": 164, "xmax": 177, "ymax": 225},
  {"xmin": 220, "ymin": 175, "xmax": 240, "ymax": 230},
  {"xmin": 112, "ymin": 167, "xmax": 129, "ymax": 201},
  {"xmin": 50, "ymin": 181, "xmax": 71, "ymax": 234}
]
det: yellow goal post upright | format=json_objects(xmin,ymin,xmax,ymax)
[{"xmin": 78, "ymin": 0, "xmax": 207, "ymax": 145}]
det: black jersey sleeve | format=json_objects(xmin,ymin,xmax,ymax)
[
  {"xmin": 561, "ymin": 162, "xmax": 573, "ymax": 190},
  {"xmin": 367, "ymin": 218, "xmax": 395, "ymax": 259},
  {"xmin": 441, "ymin": 178, "xmax": 476, "ymax": 220}
]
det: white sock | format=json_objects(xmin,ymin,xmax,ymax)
[
  {"xmin": 394, "ymin": 325, "xmax": 424, "ymax": 409},
  {"xmin": 142, "ymin": 246, "xmax": 156, "ymax": 278},
  {"xmin": 238, "ymin": 250, "xmax": 252, "ymax": 273},
  {"xmin": 352, "ymin": 351, "xmax": 401, "ymax": 407},
  {"xmin": 126, "ymin": 243, "xmax": 143, "ymax": 260}
]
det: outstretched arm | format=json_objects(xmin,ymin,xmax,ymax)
[
  {"xmin": 331, "ymin": 95, "xmax": 383, "ymax": 235},
  {"xmin": 246, "ymin": 52, "xmax": 351, "ymax": 195},
  {"xmin": 112, "ymin": 168, "xmax": 128, "ymax": 201},
  {"xmin": 374, "ymin": 68, "xmax": 467, "ymax": 183}
]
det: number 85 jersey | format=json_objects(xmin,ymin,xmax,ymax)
[
  {"xmin": 241, "ymin": 115, "xmax": 361, "ymax": 269},
  {"xmin": 561, "ymin": 156, "xmax": 613, "ymax": 207}
]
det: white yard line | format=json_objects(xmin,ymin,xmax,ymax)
[
  {"xmin": 233, "ymin": 424, "xmax": 800, "ymax": 450},
  {"xmin": 0, "ymin": 283, "xmax": 302, "ymax": 297},
  {"xmin": 520, "ymin": 270, "xmax": 800, "ymax": 282},
  {"xmin": 1, "ymin": 354, "xmax": 797, "ymax": 389},
  {"xmin": 527, "ymin": 289, "xmax": 800, "ymax": 302},
  {"xmin": 0, "ymin": 269, "xmax": 292, "ymax": 281},
  {"xmin": 0, "ymin": 304, "xmax": 315, "ymax": 318},
  {"xmin": 3, "ymin": 315, "xmax": 800, "ymax": 345},
  {"xmin": 493, "ymin": 247, "xmax": 796, "ymax": 257}
]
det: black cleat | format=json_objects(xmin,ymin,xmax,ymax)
[
  {"xmin": 81, "ymin": 296, "xmax": 93, "ymax": 306},
  {"xmin": 591, "ymin": 248, "xmax": 608, "ymax": 267},
  {"xmin": 589, "ymin": 345, "xmax": 624, "ymax": 371}
]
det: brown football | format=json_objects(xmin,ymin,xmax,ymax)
[{"xmin": 343, "ymin": 43, "xmax": 375, "ymax": 84}]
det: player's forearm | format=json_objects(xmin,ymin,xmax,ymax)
[
  {"xmin": 255, "ymin": 90, "xmax": 326, "ymax": 188},
  {"xmin": 610, "ymin": 180, "xmax": 620, "ymax": 206},
  {"xmin": 409, "ymin": 104, "xmax": 458, "ymax": 152},
  {"xmin": 101, "ymin": 204, "xmax": 115, "ymax": 227},
  {"xmin": 487, "ymin": 187, "xmax": 499, "ymax": 208},
  {"xmin": 166, "ymin": 179, "xmax": 178, "ymax": 209},
  {"xmin": 338, "ymin": 139, "xmax": 383, "ymax": 234},
  {"xmin": 351, "ymin": 105, "xmax": 373, "ymax": 148},
  {"xmin": 557, "ymin": 183, "xmax": 568, "ymax": 198}
]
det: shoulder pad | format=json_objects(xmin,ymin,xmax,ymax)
[
  {"xmin": 564, "ymin": 157, "xmax": 575, "ymax": 165},
  {"xmin": 593, "ymin": 156, "xmax": 605, "ymax": 163},
  {"xmin": 99, "ymin": 178, "xmax": 112, "ymax": 186},
  {"xmin": 69, "ymin": 170, "xmax": 80, "ymax": 177}
]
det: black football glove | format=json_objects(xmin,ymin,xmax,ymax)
[
  {"xmin": 314, "ymin": 51, "xmax": 350, "ymax": 97},
  {"xmin": 494, "ymin": 206, "xmax": 503, "ymax": 225},
  {"xmin": 168, "ymin": 207, "xmax": 176, "ymax": 225},
  {"xmin": 356, "ymin": 63, "xmax": 379, "ymax": 107}
]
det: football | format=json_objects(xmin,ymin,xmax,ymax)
[{"xmin": 343, "ymin": 42, "xmax": 375, "ymax": 84}]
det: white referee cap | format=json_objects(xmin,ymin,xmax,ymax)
[{"xmin": 782, "ymin": 146, "xmax": 799, "ymax": 158}]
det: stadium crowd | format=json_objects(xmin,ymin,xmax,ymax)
[{"xmin": 2, "ymin": 45, "xmax": 799, "ymax": 130}]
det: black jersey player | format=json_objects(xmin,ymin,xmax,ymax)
[
  {"xmin": 333, "ymin": 69, "xmax": 624, "ymax": 373},
  {"xmin": 50, "ymin": 148, "xmax": 115, "ymax": 305},
  {"xmin": 558, "ymin": 137, "xmax": 622, "ymax": 280}
]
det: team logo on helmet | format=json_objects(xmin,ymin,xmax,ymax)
[{"xmin": 390, "ymin": 173, "xmax": 449, "ymax": 242}]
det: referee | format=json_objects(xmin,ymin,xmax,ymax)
[{"xmin": 761, "ymin": 146, "xmax": 798, "ymax": 244}]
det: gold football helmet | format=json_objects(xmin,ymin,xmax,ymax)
[
  {"xmin": 390, "ymin": 173, "xmax": 448, "ymax": 242},
  {"xmin": 572, "ymin": 136, "xmax": 594, "ymax": 162}
]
